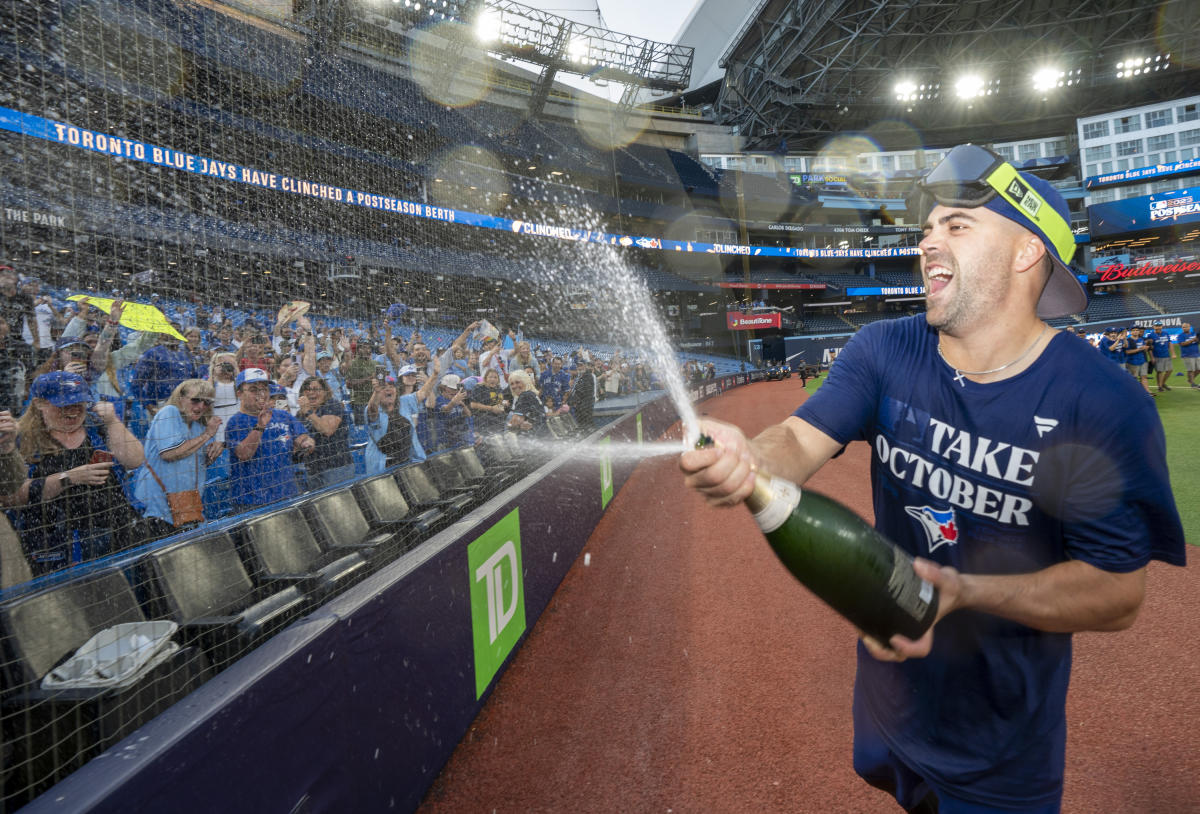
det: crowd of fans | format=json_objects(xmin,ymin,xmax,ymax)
[{"xmin": 0, "ymin": 271, "xmax": 698, "ymax": 588}]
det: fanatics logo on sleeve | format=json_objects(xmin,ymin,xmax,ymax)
[
  {"xmin": 1033, "ymin": 415, "xmax": 1059, "ymax": 437},
  {"xmin": 905, "ymin": 505, "xmax": 960, "ymax": 553}
]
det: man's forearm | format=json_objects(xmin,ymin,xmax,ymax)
[
  {"xmin": 747, "ymin": 417, "xmax": 839, "ymax": 487},
  {"xmin": 958, "ymin": 559, "xmax": 1145, "ymax": 633}
]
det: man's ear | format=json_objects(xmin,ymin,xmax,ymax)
[{"xmin": 1014, "ymin": 234, "xmax": 1050, "ymax": 277}]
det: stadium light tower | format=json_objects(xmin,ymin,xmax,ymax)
[
  {"xmin": 1032, "ymin": 67, "xmax": 1063, "ymax": 92},
  {"xmin": 1117, "ymin": 54, "xmax": 1170, "ymax": 77},
  {"xmin": 475, "ymin": 7, "xmax": 501, "ymax": 42},
  {"xmin": 954, "ymin": 74, "xmax": 985, "ymax": 99},
  {"xmin": 894, "ymin": 80, "xmax": 917, "ymax": 101},
  {"xmin": 568, "ymin": 37, "xmax": 589, "ymax": 63}
]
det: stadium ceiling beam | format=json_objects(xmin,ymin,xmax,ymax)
[{"xmin": 716, "ymin": 0, "xmax": 1195, "ymax": 151}]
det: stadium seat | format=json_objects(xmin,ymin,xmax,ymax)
[
  {"xmin": 425, "ymin": 453, "xmax": 492, "ymax": 508},
  {"xmin": 546, "ymin": 415, "xmax": 573, "ymax": 439},
  {"xmin": 302, "ymin": 490, "xmax": 401, "ymax": 565},
  {"xmin": 0, "ymin": 569, "xmax": 208, "ymax": 807},
  {"xmin": 138, "ymin": 533, "xmax": 309, "ymax": 668},
  {"xmin": 454, "ymin": 446, "xmax": 518, "ymax": 488},
  {"xmin": 394, "ymin": 463, "xmax": 474, "ymax": 519},
  {"xmin": 478, "ymin": 434, "xmax": 520, "ymax": 472},
  {"xmin": 352, "ymin": 473, "xmax": 442, "ymax": 540},
  {"xmin": 236, "ymin": 508, "xmax": 369, "ymax": 600},
  {"xmin": 547, "ymin": 413, "xmax": 579, "ymax": 439},
  {"xmin": 495, "ymin": 431, "xmax": 526, "ymax": 461}
]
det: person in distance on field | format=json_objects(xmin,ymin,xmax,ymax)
[
  {"xmin": 1177, "ymin": 322, "xmax": 1200, "ymax": 388},
  {"xmin": 1096, "ymin": 327, "xmax": 1118, "ymax": 365},
  {"xmin": 1146, "ymin": 321, "xmax": 1175, "ymax": 392},
  {"xmin": 680, "ymin": 145, "xmax": 1185, "ymax": 813},
  {"xmin": 1122, "ymin": 325, "xmax": 1153, "ymax": 396}
]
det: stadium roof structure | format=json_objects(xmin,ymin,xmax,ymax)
[
  {"xmin": 345, "ymin": 0, "xmax": 692, "ymax": 117},
  {"xmin": 713, "ymin": 0, "xmax": 1200, "ymax": 151}
]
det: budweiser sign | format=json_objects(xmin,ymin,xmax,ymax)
[
  {"xmin": 1095, "ymin": 261, "xmax": 1200, "ymax": 283},
  {"xmin": 727, "ymin": 312, "xmax": 782, "ymax": 330}
]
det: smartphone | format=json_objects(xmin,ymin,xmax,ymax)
[{"xmin": 90, "ymin": 450, "xmax": 114, "ymax": 465}]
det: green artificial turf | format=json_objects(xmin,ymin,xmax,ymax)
[{"xmin": 1154, "ymin": 361, "xmax": 1200, "ymax": 546}]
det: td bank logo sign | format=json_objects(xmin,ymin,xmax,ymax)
[{"xmin": 468, "ymin": 509, "xmax": 526, "ymax": 699}]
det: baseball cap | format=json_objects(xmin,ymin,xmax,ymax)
[
  {"xmin": 397, "ymin": 364, "xmax": 419, "ymax": 376},
  {"xmin": 917, "ymin": 146, "xmax": 1086, "ymax": 319},
  {"xmin": 1153, "ymin": 320, "xmax": 1164, "ymax": 326},
  {"xmin": 440, "ymin": 374, "xmax": 462, "ymax": 389},
  {"xmin": 317, "ymin": 351, "xmax": 333, "ymax": 361},
  {"xmin": 235, "ymin": 367, "xmax": 270, "ymax": 390},
  {"xmin": 31, "ymin": 371, "xmax": 93, "ymax": 406},
  {"xmin": 974, "ymin": 174, "xmax": 1085, "ymax": 319},
  {"xmin": 269, "ymin": 382, "xmax": 287, "ymax": 398},
  {"xmin": 54, "ymin": 336, "xmax": 90, "ymax": 352}
]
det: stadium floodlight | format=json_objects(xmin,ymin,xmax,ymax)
[
  {"xmin": 894, "ymin": 80, "xmax": 917, "ymax": 101},
  {"xmin": 1032, "ymin": 67, "xmax": 1064, "ymax": 92},
  {"xmin": 955, "ymin": 74, "xmax": 985, "ymax": 99},
  {"xmin": 568, "ymin": 37, "xmax": 589, "ymax": 63},
  {"xmin": 1115, "ymin": 56, "xmax": 1162, "ymax": 78},
  {"xmin": 475, "ymin": 8, "xmax": 502, "ymax": 42}
]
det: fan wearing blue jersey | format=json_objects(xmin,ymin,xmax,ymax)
[
  {"xmin": 680, "ymin": 145, "xmax": 1185, "ymax": 814},
  {"xmin": 1178, "ymin": 322, "xmax": 1200, "ymax": 388}
]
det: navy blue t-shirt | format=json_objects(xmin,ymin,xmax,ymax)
[{"xmin": 794, "ymin": 315, "xmax": 1185, "ymax": 807}]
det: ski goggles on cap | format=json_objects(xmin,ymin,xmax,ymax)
[
  {"xmin": 908, "ymin": 144, "xmax": 1086, "ymax": 318},
  {"xmin": 910, "ymin": 144, "xmax": 1075, "ymax": 266}
]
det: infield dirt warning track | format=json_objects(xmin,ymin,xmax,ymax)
[{"xmin": 420, "ymin": 378, "xmax": 1200, "ymax": 813}]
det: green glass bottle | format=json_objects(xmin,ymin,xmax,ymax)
[{"xmin": 696, "ymin": 436, "xmax": 938, "ymax": 643}]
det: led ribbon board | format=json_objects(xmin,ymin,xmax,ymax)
[{"xmin": 0, "ymin": 106, "xmax": 920, "ymax": 262}]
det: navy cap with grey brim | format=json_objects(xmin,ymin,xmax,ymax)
[{"xmin": 978, "ymin": 172, "xmax": 1087, "ymax": 319}]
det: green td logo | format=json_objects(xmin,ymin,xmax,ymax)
[{"xmin": 468, "ymin": 508, "xmax": 526, "ymax": 699}]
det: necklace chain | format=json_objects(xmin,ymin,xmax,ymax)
[{"xmin": 937, "ymin": 325, "xmax": 1049, "ymax": 387}]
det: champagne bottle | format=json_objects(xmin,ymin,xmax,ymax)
[{"xmin": 697, "ymin": 435, "xmax": 938, "ymax": 643}]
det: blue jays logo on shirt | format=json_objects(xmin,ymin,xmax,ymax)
[{"xmin": 904, "ymin": 505, "xmax": 960, "ymax": 553}]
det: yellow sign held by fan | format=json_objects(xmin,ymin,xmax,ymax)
[{"xmin": 67, "ymin": 295, "xmax": 186, "ymax": 341}]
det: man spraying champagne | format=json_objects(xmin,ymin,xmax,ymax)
[{"xmin": 680, "ymin": 145, "xmax": 1186, "ymax": 813}]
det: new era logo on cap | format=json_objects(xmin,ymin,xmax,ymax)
[{"xmin": 1005, "ymin": 177, "xmax": 1042, "ymax": 218}]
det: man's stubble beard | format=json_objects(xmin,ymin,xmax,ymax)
[{"xmin": 924, "ymin": 250, "xmax": 1011, "ymax": 336}]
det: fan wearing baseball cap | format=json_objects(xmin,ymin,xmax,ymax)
[
  {"xmin": 13, "ymin": 371, "xmax": 147, "ymax": 575},
  {"xmin": 426, "ymin": 370, "xmax": 473, "ymax": 453},
  {"xmin": 224, "ymin": 367, "xmax": 315, "ymax": 510},
  {"xmin": 680, "ymin": 143, "xmax": 1185, "ymax": 811}
]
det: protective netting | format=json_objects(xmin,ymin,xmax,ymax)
[{"xmin": 0, "ymin": 0, "xmax": 767, "ymax": 804}]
